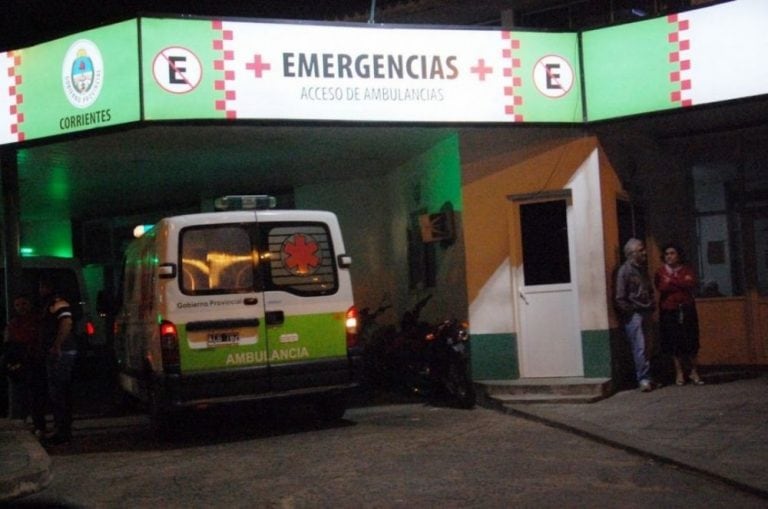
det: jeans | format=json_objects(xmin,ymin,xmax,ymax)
[
  {"xmin": 624, "ymin": 312, "xmax": 651, "ymax": 383},
  {"xmin": 47, "ymin": 350, "xmax": 77, "ymax": 436}
]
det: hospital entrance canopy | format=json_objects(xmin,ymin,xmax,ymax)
[{"xmin": 0, "ymin": 0, "xmax": 767, "ymax": 221}]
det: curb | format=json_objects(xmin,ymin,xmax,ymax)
[
  {"xmin": 0, "ymin": 423, "xmax": 51, "ymax": 503},
  {"xmin": 501, "ymin": 404, "xmax": 768, "ymax": 500}
]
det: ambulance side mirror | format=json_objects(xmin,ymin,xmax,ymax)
[
  {"xmin": 337, "ymin": 254, "xmax": 352, "ymax": 268},
  {"xmin": 158, "ymin": 263, "xmax": 177, "ymax": 279}
]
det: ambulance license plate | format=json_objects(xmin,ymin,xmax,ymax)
[{"xmin": 207, "ymin": 331, "xmax": 239, "ymax": 346}]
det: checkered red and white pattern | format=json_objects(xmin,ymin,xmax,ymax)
[
  {"xmin": 1, "ymin": 51, "xmax": 24, "ymax": 142},
  {"xmin": 668, "ymin": 14, "xmax": 693, "ymax": 108},
  {"xmin": 501, "ymin": 32, "xmax": 524, "ymax": 122},
  {"xmin": 212, "ymin": 20, "xmax": 238, "ymax": 120}
]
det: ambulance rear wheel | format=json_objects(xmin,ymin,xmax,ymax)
[
  {"xmin": 149, "ymin": 386, "xmax": 174, "ymax": 440},
  {"xmin": 316, "ymin": 396, "xmax": 347, "ymax": 422}
]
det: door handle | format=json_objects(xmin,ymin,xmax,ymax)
[
  {"xmin": 518, "ymin": 290, "xmax": 529, "ymax": 305},
  {"xmin": 244, "ymin": 297, "xmax": 259, "ymax": 305}
]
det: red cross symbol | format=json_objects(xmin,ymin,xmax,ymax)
[
  {"xmin": 471, "ymin": 58, "xmax": 493, "ymax": 81},
  {"xmin": 246, "ymin": 54, "xmax": 271, "ymax": 78}
]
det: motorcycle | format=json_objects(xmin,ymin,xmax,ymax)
[
  {"xmin": 357, "ymin": 295, "xmax": 393, "ymax": 349},
  {"xmin": 384, "ymin": 295, "xmax": 476, "ymax": 409},
  {"xmin": 422, "ymin": 318, "xmax": 475, "ymax": 409}
]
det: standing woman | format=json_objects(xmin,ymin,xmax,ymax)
[
  {"xmin": 654, "ymin": 243, "xmax": 704, "ymax": 386},
  {"xmin": 3, "ymin": 294, "xmax": 45, "ymax": 434}
]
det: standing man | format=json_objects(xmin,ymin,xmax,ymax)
[
  {"xmin": 615, "ymin": 238, "xmax": 656, "ymax": 392},
  {"xmin": 39, "ymin": 274, "xmax": 78, "ymax": 445}
]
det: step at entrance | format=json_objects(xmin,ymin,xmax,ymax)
[{"xmin": 475, "ymin": 377, "xmax": 612, "ymax": 407}]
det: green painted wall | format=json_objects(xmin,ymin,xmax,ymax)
[
  {"xmin": 21, "ymin": 220, "xmax": 72, "ymax": 258},
  {"xmin": 472, "ymin": 329, "xmax": 612, "ymax": 381},
  {"xmin": 471, "ymin": 332, "xmax": 518, "ymax": 380},
  {"xmin": 581, "ymin": 329, "xmax": 612, "ymax": 378},
  {"xmin": 417, "ymin": 135, "xmax": 463, "ymax": 213}
]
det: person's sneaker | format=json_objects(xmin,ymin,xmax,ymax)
[{"xmin": 639, "ymin": 379, "xmax": 653, "ymax": 392}]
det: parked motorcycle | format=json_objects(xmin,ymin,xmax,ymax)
[
  {"xmin": 357, "ymin": 295, "xmax": 393, "ymax": 349},
  {"xmin": 423, "ymin": 318, "xmax": 475, "ymax": 409},
  {"xmin": 382, "ymin": 295, "xmax": 476, "ymax": 409}
]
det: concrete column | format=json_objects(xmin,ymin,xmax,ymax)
[{"xmin": 1, "ymin": 147, "xmax": 22, "ymax": 324}]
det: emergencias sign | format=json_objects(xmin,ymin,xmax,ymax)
[{"xmin": 140, "ymin": 19, "xmax": 583, "ymax": 124}]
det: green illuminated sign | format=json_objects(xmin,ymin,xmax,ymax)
[
  {"xmin": 583, "ymin": 18, "xmax": 677, "ymax": 121},
  {"xmin": 2, "ymin": 20, "xmax": 141, "ymax": 144},
  {"xmin": 141, "ymin": 18, "xmax": 222, "ymax": 120},
  {"xmin": 584, "ymin": 0, "xmax": 768, "ymax": 121}
]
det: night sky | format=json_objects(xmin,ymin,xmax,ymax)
[{"xmin": 0, "ymin": 0, "xmax": 397, "ymax": 51}]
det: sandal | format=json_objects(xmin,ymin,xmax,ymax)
[
  {"xmin": 675, "ymin": 374, "xmax": 685, "ymax": 386},
  {"xmin": 690, "ymin": 373, "xmax": 705, "ymax": 385}
]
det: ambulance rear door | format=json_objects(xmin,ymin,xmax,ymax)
[
  {"xmin": 173, "ymin": 214, "xmax": 269, "ymax": 387},
  {"xmin": 256, "ymin": 212, "xmax": 354, "ymax": 392}
]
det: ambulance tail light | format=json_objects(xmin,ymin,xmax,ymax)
[
  {"xmin": 85, "ymin": 320, "xmax": 96, "ymax": 337},
  {"xmin": 345, "ymin": 306, "xmax": 359, "ymax": 349},
  {"xmin": 159, "ymin": 321, "xmax": 180, "ymax": 373}
]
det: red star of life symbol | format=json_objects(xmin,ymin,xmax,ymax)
[{"xmin": 283, "ymin": 234, "xmax": 320, "ymax": 275}]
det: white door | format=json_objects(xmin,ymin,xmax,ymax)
[{"xmin": 515, "ymin": 199, "xmax": 583, "ymax": 378}]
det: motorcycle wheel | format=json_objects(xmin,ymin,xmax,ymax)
[{"xmin": 445, "ymin": 360, "xmax": 476, "ymax": 409}]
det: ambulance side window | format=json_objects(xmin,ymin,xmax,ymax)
[
  {"xmin": 260, "ymin": 222, "xmax": 338, "ymax": 296},
  {"xmin": 180, "ymin": 225, "xmax": 258, "ymax": 295}
]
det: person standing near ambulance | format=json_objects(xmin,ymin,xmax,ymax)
[
  {"xmin": 38, "ymin": 274, "xmax": 78, "ymax": 445},
  {"xmin": 3, "ymin": 294, "xmax": 45, "ymax": 432}
]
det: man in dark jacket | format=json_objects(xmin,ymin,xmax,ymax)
[{"xmin": 615, "ymin": 238, "xmax": 655, "ymax": 392}]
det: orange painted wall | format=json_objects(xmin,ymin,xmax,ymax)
[
  {"xmin": 597, "ymin": 146, "xmax": 629, "ymax": 329},
  {"xmin": 462, "ymin": 136, "xmax": 601, "ymax": 304},
  {"xmin": 696, "ymin": 298, "xmax": 753, "ymax": 365}
]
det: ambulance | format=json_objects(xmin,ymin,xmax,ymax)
[{"xmin": 114, "ymin": 196, "xmax": 360, "ymax": 434}]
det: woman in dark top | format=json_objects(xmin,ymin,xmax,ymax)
[{"xmin": 654, "ymin": 243, "xmax": 704, "ymax": 386}]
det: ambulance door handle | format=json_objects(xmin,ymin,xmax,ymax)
[
  {"xmin": 244, "ymin": 297, "xmax": 259, "ymax": 305},
  {"xmin": 265, "ymin": 310, "xmax": 284, "ymax": 325},
  {"xmin": 518, "ymin": 290, "xmax": 529, "ymax": 305}
]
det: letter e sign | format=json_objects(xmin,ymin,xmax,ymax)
[
  {"xmin": 533, "ymin": 55, "xmax": 574, "ymax": 98},
  {"xmin": 153, "ymin": 47, "xmax": 203, "ymax": 94}
]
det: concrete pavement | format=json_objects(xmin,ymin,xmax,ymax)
[
  {"xmin": 489, "ymin": 371, "xmax": 768, "ymax": 498},
  {"xmin": 1, "ymin": 371, "xmax": 767, "ymax": 503}
]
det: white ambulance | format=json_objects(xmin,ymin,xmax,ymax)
[{"xmin": 114, "ymin": 196, "xmax": 360, "ymax": 434}]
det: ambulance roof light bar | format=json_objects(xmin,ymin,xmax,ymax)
[{"xmin": 214, "ymin": 195, "xmax": 277, "ymax": 211}]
